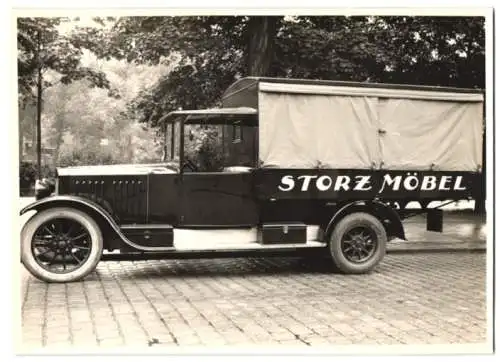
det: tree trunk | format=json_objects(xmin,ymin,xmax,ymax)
[
  {"xmin": 247, "ymin": 16, "xmax": 279, "ymax": 76},
  {"xmin": 36, "ymin": 31, "xmax": 43, "ymax": 179}
]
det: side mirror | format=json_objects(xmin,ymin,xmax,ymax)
[{"xmin": 189, "ymin": 130, "xmax": 194, "ymax": 141}]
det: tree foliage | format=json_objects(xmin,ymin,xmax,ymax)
[
  {"xmin": 86, "ymin": 15, "xmax": 484, "ymax": 127},
  {"xmin": 17, "ymin": 16, "xmax": 120, "ymax": 180},
  {"xmin": 41, "ymin": 57, "xmax": 170, "ymax": 168},
  {"xmin": 17, "ymin": 17, "xmax": 115, "ymax": 104},
  {"xmin": 369, "ymin": 16, "xmax": 485, "ymax": 88},
  {"xmin": 80, "ymin": 16, "xmax": 251, "ymax": 126}
]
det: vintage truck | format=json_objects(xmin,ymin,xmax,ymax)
[{"xmin": 20, "ymin": 77, "xmax": 484, "ymax": 283}]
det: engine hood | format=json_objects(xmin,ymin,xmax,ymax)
[{"xmin": 57, "ymin": 163, "xmax": 177, "ymax": 176}]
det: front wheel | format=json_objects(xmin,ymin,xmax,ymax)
[
  {"xmin": 21, "ymin": 207, "xmax": 103, "ymax": 283},
  {"xmin": 329, "ymin": 212, "xmax": 387, "ymax": 274}
]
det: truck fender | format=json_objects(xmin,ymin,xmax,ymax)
[
  {"xmin": 20, "ymin": 195, "xmax": 173, "ymax": 252},
  {"xmin": 20, "ymin": 195, "xmax": 127, "ymax": 249},
  {"xmin": 325, "ymin": 200, "xmax": 406, "ymax": 241}
]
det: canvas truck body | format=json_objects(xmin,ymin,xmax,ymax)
[{"xmin": 20, "ymin": 77, "xmax": 484, "ymax": 283}]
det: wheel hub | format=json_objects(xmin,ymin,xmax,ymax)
[{"xmin": 353, "ymin": 236, "xmax": 364, "ymax": 246}]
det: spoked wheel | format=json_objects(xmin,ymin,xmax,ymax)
[
  {"xmin": 340, "ymin": 227, "xmax": 378, "ymax": 264},
  {"xmin": 21, "ymin": 208, "xmax": 103, "ymax": 283},
  {"xmin": 31, "ymin": 218, "xmax": 93, "ymax": 272},
  {"xmin": 329, "ymin": 212, "xmax": 387, "ymax": 274}
]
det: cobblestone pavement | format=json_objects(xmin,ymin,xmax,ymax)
[{"xmin": 20, "ymin": 252, "xmax": 487, "ymax": 350}]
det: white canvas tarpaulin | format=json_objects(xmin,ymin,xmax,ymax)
[
  {"xmin": 377, "ymin": 99, "xmax": 483, "ymax": 171},
  {"xmin": 258, "ymin": 92, "xmax": 379, "ymax": 168},
  {"xmin": 257, "ymin": 82, "xmax": 483, "ymax": 172}
]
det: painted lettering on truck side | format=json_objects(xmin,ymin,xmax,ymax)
[{"xmin": 278, "ymin": 174, "xmax": 467, "ymax": 193}]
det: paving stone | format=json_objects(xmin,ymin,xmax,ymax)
[
  {"xmin": 96, "ymin": 337, "xmax": 125, "ymax": 347},
  {"xmin": 21, "ymin": 252, "xmax": 487, "ymax": 348}
]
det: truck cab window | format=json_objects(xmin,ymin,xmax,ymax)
[{"xmin": 232, "ymin": 122, "xmax": 242, "ymax": 143}]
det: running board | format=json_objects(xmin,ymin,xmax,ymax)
[
  {"xmin": 117, "ymin": 225, "xmax": 324, "ymax": 252},
  {"xmin": 102, "ymin": 246, "xmax": 326, "ymax": 261},
  {"xmin": 173, "ymin": 240, "xmax": 327, "ymax": 251},
  {"xmin": 172, "ymin": 226, "xmax": 323, "ymax": 251}
]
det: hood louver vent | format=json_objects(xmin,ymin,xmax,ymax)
[{"xmin": 70, "ymin": 176, "xmax": 148, "ymax": 223}]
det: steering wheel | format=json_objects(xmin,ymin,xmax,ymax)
[{"xmin": 182, "ymin": 158, "xmax": 198, "ymax": 172}]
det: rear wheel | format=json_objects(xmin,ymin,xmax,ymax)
[
  {"xmin": 21, "ymin": 207, "xmax": 103, "ymax": 283},
  {"xmin": 329, "ymin": 212, "xmax": 387, "ymax": 274}
]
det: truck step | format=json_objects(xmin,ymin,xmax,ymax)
[
  {"xmin": 116, "ymin": 225, "xmax": 325, "ymax": 252},
  {"xmin": 173, "ymin": 240, "xmax": 327, "ymax": 251}
]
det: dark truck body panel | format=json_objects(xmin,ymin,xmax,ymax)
[
  {"xmin": 52, "ymin": 167, "xmax": 479, "ymax": 251},
  {"xmin": 57, "ymin": 169, "xmax": 479, "ymax": 226}
]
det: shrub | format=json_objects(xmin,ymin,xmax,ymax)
[
  {"xmin": 19, "ymin": 161, "xmax": 36, "ymax": 193},
  {"xmin": 57, "ymin": 149, "xmax": 117, "ymax": 167},
  {"xmin": 19, "ymin": 162, "xmax": 56, "ymax": 196}
]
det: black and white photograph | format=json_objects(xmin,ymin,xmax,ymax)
[{"xmin": 13, "ymin": 6, "xmax": 493, "ymax": 356}]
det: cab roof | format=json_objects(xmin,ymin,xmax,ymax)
[{"xmin": 159, "ymin": 107, "xmax": 258, "ymax": 125}]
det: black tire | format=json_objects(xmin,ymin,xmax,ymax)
[
  {"xmin": 329, "ymin": 212, "xmax": 387, "ymax": 274},
  {"xmin": 21, "ymin": 207, "xmax": 103, "ymax": 283}
]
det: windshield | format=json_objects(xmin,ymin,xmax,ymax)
[
  {"xmin": 161, "ymin": 120, "xmax": 181, "ymax": 171},
  {"xmin": 163, "ymin": 116, "xmax": 257, "ymax": 173}
]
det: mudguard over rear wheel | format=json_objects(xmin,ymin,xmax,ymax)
[
  {"xmin": 21, "ymin": 207, "xmax": 103, "ymax": 283},
  {"xmin": 329, "ymin": 212, "xmax": 387, "ymax": 274}
]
